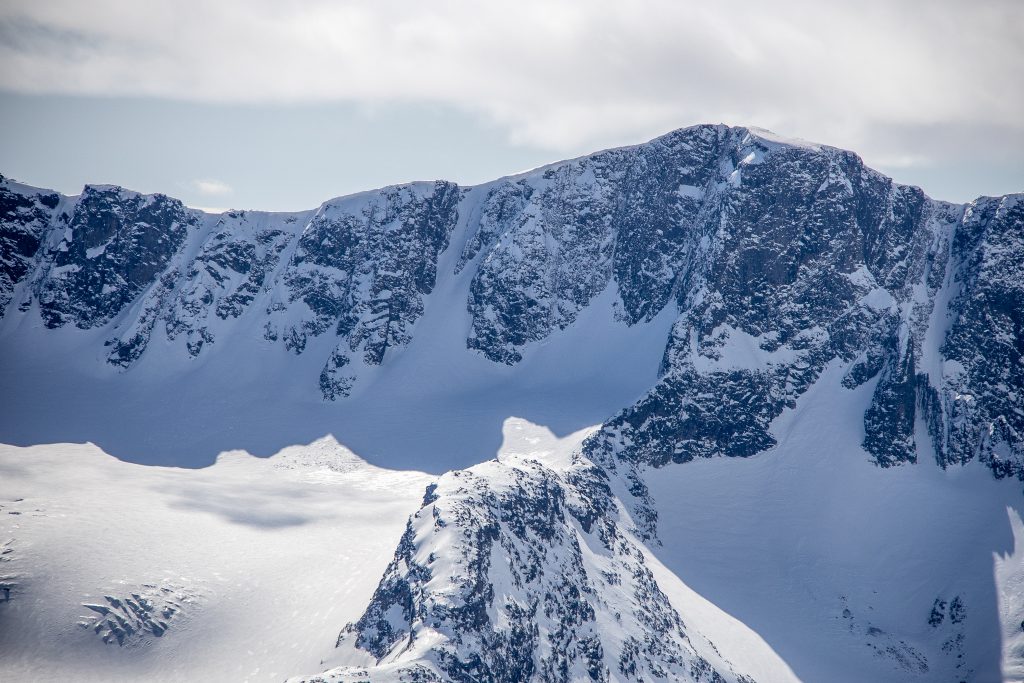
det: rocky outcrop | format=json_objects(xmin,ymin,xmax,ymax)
[
  {"xmin": 268, "ymin": 181, "xmax": 460, "ymax": 372},
  {"xmin": 297, "ymin": 453, "xmax": 753, "ymax": 683},
  {"xmin": 0, "ymin": 176, "xmax": 60, "ymax": 315},
  {"xmin": 78, "ymin": 582, "xmax": 200, "ymax": 647},
  {"xmin": 36, "ymin": 185, "xmax": 197, "ymax": 329},
  {"xmin": 930, "ymin": 194, "xmax": 1024, "ymax": 479}
]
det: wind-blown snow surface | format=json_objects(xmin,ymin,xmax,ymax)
[{"xmin": 0, "ymin": 437, "xmax": 433, "ymax": 682}]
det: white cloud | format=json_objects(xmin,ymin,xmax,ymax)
[
  {"xmin": 0, "ymin": 0, "xmax": 1022, "ymax": 177},
  {"xmin": 191, "ymin": 179, "xmax": 232, "ymax": 196}
]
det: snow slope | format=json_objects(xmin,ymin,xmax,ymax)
[
  {"xmin": 0, "ymin": 438, "xmax": 432, "ymax": 682},
  {"xmin": 646, "ymin": 363, "xmax": 1024, "ymax": 682}
]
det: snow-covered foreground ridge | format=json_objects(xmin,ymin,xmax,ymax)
[
  {"xmin": 1, "ymin": 123, "xmax": 1023, "ymax": 681},
  {"xmin": 0, "ymin": 436, "xmax": 435, "ymax": 682}
]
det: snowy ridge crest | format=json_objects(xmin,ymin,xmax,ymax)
[{"xmin": 295, "ymin": 449, "xmax": 753, "ymax": 683}]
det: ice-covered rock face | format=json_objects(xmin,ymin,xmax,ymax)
[
  {"xmin": 102, "ymin": 206, "xmax": 304, "ymax": 367},
  {"xmin": 0, "ymin": 123, "xmax": 1021, "ymax": 481},
  {"xmin": 564, "ymin": 130, "xmax": 1021, "ymax": 489},
  {"xmin": 461, "ymin": 125, "xmax": 724, "ymax": 364},
  {"xmin": 162, "ymin": 212, "xmax": 293, "ymax": 359},
  {"xmin": 2, "ymin": 180, "xmax": 460, "ymax": 396}
]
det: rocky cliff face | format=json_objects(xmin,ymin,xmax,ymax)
[
  {"xmin": 35, "ymin": 185, "xmax": 198, "ymax": 331},
  {"xmin": 933, "ymin": 194, "xmax": 1024, "ymax": 479},
  {"xmin": 578, "ymin": 134, "xmax": 973, "ymax": 479},
  {"xmin": 0, "ymin": 176, "xmax": 60, "ymax": 316},
  {"xmin": 268, "ymin": 181, "xmax": 461, "ymax": 397},
  {"xmin": 2, "ymin": 125, "xmax": 1022, "ymax": 681}
]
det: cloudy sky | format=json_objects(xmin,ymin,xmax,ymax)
[{"xmin": 1, "ymin": 0, "xmax": 1021, "ymax": 211}]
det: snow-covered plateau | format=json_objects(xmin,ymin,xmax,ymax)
[{"xmin": 1, "ymin": 124, "xmax": 1022, "ymax": 682}]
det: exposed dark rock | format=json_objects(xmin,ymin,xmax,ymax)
[
  {"xmin": 322, "ymin": 454, "xmax": 752, "ymax": 683},
  {"xmin": 272, "ymin": 181, "xmax": 460, "ymax": 365},
  {"xmin": 37, "ymin": 185, "xmax": 196, "ymax": 329},
  {"xmin": 935, "ymin": 195, "xmax": 1024, "ymax": 479},
  {"xmin": 0, "ymin": 176, "xmax": 60, "ymax": 316}
]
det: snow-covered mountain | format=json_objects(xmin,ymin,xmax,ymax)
[{"xmin": 1, "ymin": 124, "xmax": 1022, "ymax": 682}]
